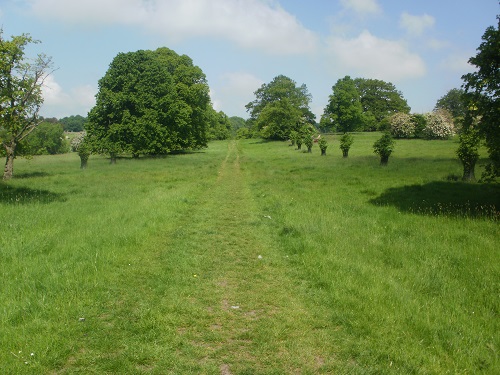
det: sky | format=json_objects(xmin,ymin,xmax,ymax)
[{"xmin": 1, "ymin": 0, "xmax": 498, "ymax": 120}]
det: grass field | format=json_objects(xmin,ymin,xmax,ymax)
[{"xmin": 1, "ymin": 133, "xmax": 498, "ymax": 374}]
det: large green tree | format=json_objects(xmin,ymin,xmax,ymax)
[
  {"xmin": 434, "ymin": 88, "xmax": 467, "ymax": 125},
  {"xmin": 354, "ymin": 78, "xmax": 410, "ymax": 130},
  {"xmin": 0, "ymin": 31, "xmax": 53, "ymax": 180},
  {"xmin": 60, "ymin": 115, "xmax": 86, "ymax": 132},
  {"xmin": 246, "ymin": 75, "xmax": 314, "ymax": 140},
  {"xmin": 462, "ymin": 15, "xmax": 500, "ymax": 179},
  {"xmin": 208, "ymin": 109, "xmax": 231, "ymax": 140},
  {"xmin": 86, "ymin": 47, "xmax": 212, "ymax": 161},
  {"xmin": 323, "ymin": 76, "xmax": 364, "ymax": 133}
]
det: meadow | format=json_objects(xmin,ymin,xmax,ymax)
[{"xmin": 0, "ymin": 133, "xmax": 498, "ymax": 374}]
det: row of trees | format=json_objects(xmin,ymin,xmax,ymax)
[{"xmin": 1, "ymin": 15, "xmax": 498, "ymax": 180}]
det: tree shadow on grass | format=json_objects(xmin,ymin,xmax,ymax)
[
  {"xmin": 0, "ymin": 184, "xmax": 65, "ymax": 205},
  {"xmin": 369, "ymin": 181, "xmax": 500, "ymax": 220},
  {"xmin": 15, "ymin": 171, "xmax": 52, "ymax": 179}
]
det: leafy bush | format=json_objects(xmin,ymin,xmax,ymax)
[
  {"xmin": 71, "ymin": 132, "xmax": 91, "ymax": 169},
  {"xmin": 423, "ymin": 110, "xmax": 455, "ymax": 139},
  {"xmin": 318, "ymin": 137, "xmax": 328, "ymax": 155},
  {"xmin": 339, "ymin": 133, "xmax": 354, "ymax": 157},
  {"xmin": 373, "ymin": 132, "xmax": 395, "ymax": 165},
  {"xmin": 457, "ymin": 127, "xmax": 480, "ymax": 181},
  {"xmin": 389, "ymin": 112, "xmax": 415, "ymax": 138},
  {"xmin": 21, "ymin": 122, "xmax": 69, "ymax": 155},
  {"xmin": 412, "ymin": 113, "xmax": 427, "ymax": 138},
  {"xmin": 236, "ymin": 127, "xmax": 252, "ymax": 139},
  {"xmin": 304, "ymin": 136, "xmax": 313, "ymax": 153}
]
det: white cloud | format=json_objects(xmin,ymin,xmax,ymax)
[
  {"xmin": 29, "ymin": 0, "xmax": 148, "ymax": 25},
  {"xmin": 41, "ymin": 74, "xmax": 69, "ymax": 105},
  {"xmin": 213, "ymin": 72, "xmax": 264, "ymax": 117},
  {"xmin": 399, "ymin": 12, "xmax": 435, "ymax": 36},
  {"xmin": 326, "ymin": 30, "xmax": 426, "ymax": 81},
  {"xmin": 28, "ymin": 0, "xmax": 318, "ymax": 55},
  {"xmin": 440, "ymin": 53, "xmax": 473, "ymax": 74},
  {"xmin": 41, "ymin": 75, "xmax": 96, "ymax": 117},
  {"xmin": 427, "ymin": 38, "xmax": 450, "ymax": 50},
  {"xmin": 340, "ymin": 0, "xmax": 381, "ymax": 15}
]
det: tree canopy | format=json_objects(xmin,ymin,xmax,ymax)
[
  {"xmin": 207, "ymin": 109, "xmax": 231, "ymax": 140},
  {"xmin": 59, "ymin": 115, "xmax": 86, "ymax": 132},
  {"xmin": 86, "ymin": 47, "xmax": 212, "ymax": 159},
  {"xmin": 434, "ymin": 88, "xmax": 467, "ymax": 125},
  {"xmin": 354, "ymin": 78, "xmax": 410, "ymax": 130},
  {"xmin": 0, "ymin": 31, "xmax": 53, "ymax": 179},
  {"xmin": 245, "ymin": 75, "xmax": 315, "ymax": 140},
  {"xmin": 323, "ymin": 76, "xmax": 364, "ymax": 133},
  {"xmin": 462, "ymin": 15, "xmax": 500, "ymax": 178},
  {"xmin": 323, "ymin": 76, "xmax": 410, "ymax": 132}
]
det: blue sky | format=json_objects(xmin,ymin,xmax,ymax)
[{"xmin": 1, "ymin": 0, "xmax": 498, "ymax": 120}]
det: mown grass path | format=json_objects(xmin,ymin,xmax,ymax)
[{"xmin": 154, "ymin": 140, "xmax": 336, "ymax": 373}]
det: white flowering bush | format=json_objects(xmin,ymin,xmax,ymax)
[
  {"xmin": 389, "ymin": 113, "xmax": 415, "ymax": 138},
  {"xmin": 70, "ymin": 132, "xmax": 86, "ymax": 152},
  {"xmin": 423, "ymin": 110, "xmax": 455, "ymax": 140},
  {"xmin": 70, "ymin": 132, "xmax": 91, "ymax": 169}
]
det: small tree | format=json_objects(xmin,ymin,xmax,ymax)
[
  {"xmin": 339, "ymin": 133, "xmax": 354, "ymax": 158},
  {"xmin": 457, "ymin": 126, "xmax": 480, "ymax": 182},
  {"xmin": 373, "ymin": 133, "xmax": 395, "ymax": 165},
  {"xmin": 289, "ymin": 130, "xmax": 298, "ymax": 146},
  {"xmin": 296, "ymin": 124, "xmax": 313, "ymax": 151},
  {"xmin": 71, "ymin": 132, "xmax": 90, "ymax": 169},
  {"xmin": 318, "ymin": 137, "xmax": 328, "ymax": 155},
  {"xmin": 462, "ymin": 16, "xmax": 500, "ymax": 178},
  {"xmin": 304, "ymin": 136, "xmax": 313, "ymax": 153},
  {"xmin": 0, "ymin": 31, "xmax": 53, "ymax": 180}
]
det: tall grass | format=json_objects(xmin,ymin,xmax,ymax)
[{"xmin": 0, "ymin": 134, "xmax": 498, "ymax": 373}]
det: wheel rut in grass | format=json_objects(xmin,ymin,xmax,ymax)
[{"xmin": 172, "ymin": 140, "xmax": 335, "ymax": 372}]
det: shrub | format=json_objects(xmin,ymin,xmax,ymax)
[
  {"xmin": 318, "ymin": 137, "xmax": 328, "ymax": 155},
  {"xmin": 71, "ymin": 132, "xmax": 91, "ymax": 169},
  {"xmin": 373, "ymin": 132, "xmax": 395, "ymax": 165},
  {"xmin": 236, "ymin": 127, "xmax": 252, "ymax": 139},
  {"xmin": 389, "ymin": 112, "xmax": 415, "ymax": 138},
  {"xmin": 412, "ymin": 113, "xmax": 427, "ymax": 138},
  {"xmin": 339, "ymin": 133, "xmax": 354, "ymax": 157},
  {"xmin": 304, "ymin": 136, "xmax": 313, "ymax": 153},
  {"xmin": 289, "ymin": 130, "xmax": 298, "ymax": 146},
  {"xmin": 22, "ymin": 122, "xmax": 69, "ymax": 155},
  {"xmin": 423, "ymin": 110, "xmax": 455, "ymax": 139},
  {"xmin": 457, "ymin": 127, "xmax": 480, "ymax": 181}
]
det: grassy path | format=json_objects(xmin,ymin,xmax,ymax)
[
  {"xmin": 5, "ymin": 136, "xmax": 496, "ymax": 374},
  {"xmin": 156, "ymin": 140, "xmax": 335, "ymax": 373}
]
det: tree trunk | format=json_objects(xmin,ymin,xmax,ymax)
[
  {"xmin": 321, "ymin": 149, "xmax": 326, "ymax": 156},
  {"xmin": 462, "ymin": 161, "xmax": 476, "ymax": 182},
  {"xmin": 307, "ymin": 146, "xmax": 312, "ymax": 153},
  {"xmin": 3, "ymin": 143, "xmax": 16, "ymax": 180},
  {"xmin": 380, "ymin": 155, "xmax": 389, "ymax": 166},
  {"xmin": 80, "ymin": 156, "xmax": 88, "ymax": 169},
  {"xmin": 110, "ymin": 153, "xmax": 117, "ymax": 164},
  {"xmin": 297, "ymin": 143, "xmax": 302, "ymax": 150},
  {"xmin": 342, "ymin": 149, "xmax": 349, "ymax": 158}
]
